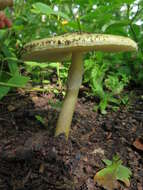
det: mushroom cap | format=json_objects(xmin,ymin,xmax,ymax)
[{"xmin": 21, "ymin": 33, "xmax": 138, "ymax": 62}]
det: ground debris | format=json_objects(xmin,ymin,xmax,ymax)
[{"xmin": 0, "ymin": 89, "xmax": 143, "ymax": 190}]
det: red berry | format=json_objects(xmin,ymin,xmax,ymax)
[
  {"xmin": 4, "ymin": 18, "xmax": 12, "ymax": 28},
  {"xmin": 0, "ymin": 21, "xmax": 5, "ymax": 29}
]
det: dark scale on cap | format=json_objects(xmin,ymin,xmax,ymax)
[
  {"xmin": 42, "ymin": 41, "xmax": 45, "ymax": 46},
  {"xmin": 58, "ymin": 40, "xmax": 61, "ymax": 45},
  {"xmin": 22, "ymin": 33, "xmax": 137, "ymax": 58},
  {"xmin": 65, "ymin": 40, "xmax": 70, "ymax": 45},
  {"xmin": 32, "ymin": 43, "xmax": 35, "ymax": 46},
  {"xmin": 45, "ymin": 40, "xmax": 50, "ymax": 45},
  {"xmin": 37, "ymin": 42, "xmax": 40, "ymax": 46}
]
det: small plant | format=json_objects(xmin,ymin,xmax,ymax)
[
  {"xmin": 35, "ymin": 115, "xmax": 45, "ymax": 125},
  {"xmin": 84, "ymin": 58, "xmax": 130, "ymax": 114},
  {"xmin": 94, "ymin": 155, "xmax": 132, "ymax": 190}
]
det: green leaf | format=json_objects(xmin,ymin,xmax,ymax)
[
  {"xmin": 31, "ymin": 2, "xmax": 69, "ymax": 19},
  {"xmin": 32, "ymin": 3, "xmax": 54, "ymax": 15},
  {"xmin": 35, "ymin": 115, "xmax": 45, "ymax": 125},
  {"xmin": 0, "ymin": 75, "xmax": 29, "ymax": 100},
  {"xmin": 94, "ymin": 155, "xmax": 132, "ymax": 190},
  {"xmin": 105, "ymin": 75, "xmax": 124, "ymax": 95},
  {"xmin": 102, "ymin": 20, "xmax": 130, "ymax": 32},
  {"xmin": 102, "ymin": 159, "xmax": 112, "ymax": 166},
  {"xmin": 99, "ymin": 95, "xmax": 108, "ymax": 114},
  {"xmin": 0, "ymin": 30, "xmax": 7, "ymax": 41},
  {"xmin": 2, "ymin": 45, "xmax": 19, "ymax": 76},
  {"xmin": 117, "ymin": 165, "xmax": 132, "ymax": 187},
  {"xmin": 7, "ymin": 75, "xmax": 29, "ymax": 87},
  {"xmin": 54, "ymin": 11, "xmax": 69, "ymax": 20},
  {"xmin": 129, "ymin": 24, "xmax": 140, "ymax": 38},
  {"xmin": 24, "ymin": 61, "xmax": 50, "ymax": 68},
  {"xmin": 24, "ymin": 61, "xmax": 59, "ymax": 70},
  {"xmin": 0, "ymin": 86, "xmax": 10, "ymax": 100}
]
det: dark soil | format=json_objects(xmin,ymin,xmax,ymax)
[{"xmin": 0, "ymin": 89, "xmax": 143, "ymax": 190}]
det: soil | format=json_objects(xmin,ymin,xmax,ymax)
[{"xmin": 0, "ymin": 88, "xmax": 143, "ymax": 190}]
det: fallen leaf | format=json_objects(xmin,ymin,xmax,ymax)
[
  {"xmin": 94, "ymin": 169, "xmax": 118, "ymax": 190},
  {"xmin": 133, "ymin": 138, "xmax": 143, "ymax": 151},
  {"xmin": 94, "ymin": 156, "xmax": 132, "ymax": 190},
  {"xmin": 7, "ymin": 105, "xmax": 16, "ymax": 111},
  {"xmin": 92, "ymin": 148, "xmax": 104, "ymax": 155},
  {"xmin": 39, "ymin": 163, "xmax": 45, "ymax": 174},
  {"xmin": 137, "ymin": 183, "xmax": 142, "ymax": 190}
]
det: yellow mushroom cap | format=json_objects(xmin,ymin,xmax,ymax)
[{"xmin": 21, "ymin": 33, "xmax": 138, "ymax": 62}]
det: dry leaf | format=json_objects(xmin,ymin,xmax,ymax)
[
  {"xmin": 133, "ymin": 138, "xmax": 143, "ymax": 151},
  {"xmin": 94, "ymin": 156, "xmax": 132, "ymax": 190},
  {"xmin": 94, "ymin": 170, "xmax": 118, "ymax": 190}
]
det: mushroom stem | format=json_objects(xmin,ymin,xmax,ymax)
[{"xmin": 55, "ymin": 52, "xmax": 83, "ymax": 139}]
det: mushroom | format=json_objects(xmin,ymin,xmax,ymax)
[{"xmin": 21, "ymin": 33, "xmax": 137, "ymax": 139}]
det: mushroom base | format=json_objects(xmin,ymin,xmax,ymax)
[{"xmin": 55, "ymin": 52, "xmax": 83, "ymax": 139}]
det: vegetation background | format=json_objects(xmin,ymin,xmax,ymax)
[{"xmin": 0, "ymin": 0, "xmax": 143, "ymax": 113}]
